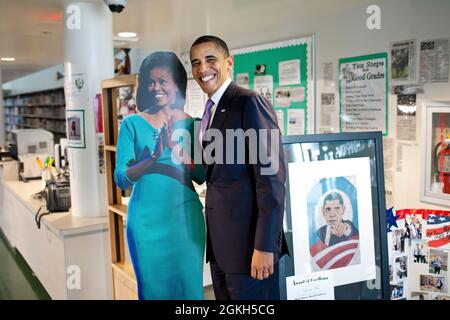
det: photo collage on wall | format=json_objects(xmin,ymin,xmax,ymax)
[{"xmin": 388, "ymin": 210, "xmax": 450, "ymax": 300}]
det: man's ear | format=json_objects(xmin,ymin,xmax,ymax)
[{"xmin": 227, "ymin": 55, "xmax": 234, "ymax": 70}]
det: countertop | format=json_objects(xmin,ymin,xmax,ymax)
[{"xmin": 3, "ymin": 180, "xmax": 108, "ymax": 238}]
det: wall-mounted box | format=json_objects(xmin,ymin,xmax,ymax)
[{"xmin": 421, "ymin": 101, "xmax": 450, "ymax": 207}]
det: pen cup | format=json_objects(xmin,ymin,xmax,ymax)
[{"xmin": 41, "ymin": 168, "xmax": 52, "ymax": 189}]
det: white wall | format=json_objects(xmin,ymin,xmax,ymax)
[
  {"xmin": 4, "ymin": 0, "xmax": 450, "ymax": 212},
  {"xmin": 2, "ymin": 64, "xmax": 64, "ymax": 95},
  {"xmin": 190, "ymin": 0, "xmax": 450, "ymax": 211}
]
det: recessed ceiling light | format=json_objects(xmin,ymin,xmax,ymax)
[
  {"xmin": 118, "ymin": 32, "xmax": 137, "ymax": 38},
  {"xmin": 1, "ymin": 57, "xmax": 15, "ymax": 62}
]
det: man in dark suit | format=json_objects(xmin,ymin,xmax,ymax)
[{"xmin": 190, "ymin": 35, "xmax": 287, "ymax": 300}]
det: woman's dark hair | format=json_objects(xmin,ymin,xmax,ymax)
[{"xmin": 136, "ymin": 51, "xmax": 187, "ymax": 113}]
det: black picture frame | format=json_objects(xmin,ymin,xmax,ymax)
[{"xmin": 279, "ymin": 131, "xmax": 389, "ymax": 300}]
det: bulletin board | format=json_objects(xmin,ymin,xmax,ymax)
[{"xmin": 232, "ymin": 36, "xmax": 315, "ymax": 135}]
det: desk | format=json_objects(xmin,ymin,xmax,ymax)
[{"xmin": 0, "ymin": 160, "xmax": 112, "ymax": 299}]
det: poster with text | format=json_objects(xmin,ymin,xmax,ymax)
[
  {"xmin": 339, "ymin": 53, "xmax": 388, "ymax": 135},
  {"xmin": 419, "ymin": 39, "xmax": 449, "ymax": 83}
]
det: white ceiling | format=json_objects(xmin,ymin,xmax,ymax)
[{"xmin": 0, "ymin": 0, "xmax": 374, "ymax": 83}]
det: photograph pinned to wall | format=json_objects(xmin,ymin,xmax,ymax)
[
  {"xmin": 254, "ymin": 75, "xmax": 273, "ymax": 104},
  {"xmin": 419, "ymin": 39, "xmax": 449, "ymax": 83},
  {"xmin": 394, "ymin": 255, "xmax": 408, "ymax": 281},
  {"xmin": 405, "ymin": 213, "xmax": 423, "ymax": 240},
  {"xmin": 412, "ymin": 239, "xmax": 429, "ymax": 264},
  {"xmin": 276, "ymin": 110, "xmax": 285, "ymax": 135},
  {"xmin": 288, "ymin": 157, "xmax": 376, "ymax": 286},
  {"xmin": 279, "ymin": 59, "xmax": 301, "ymax": 86},
  {"xmin": 420, "ymin": 274, "xmax": 447, "ymax": 293},
  {"xmin": 287, "ymin": 109, "xmax": 305, "ymax": 135},
  {"xmin": 66, "ymin": 109, "xmax": 85, "ymax": 149},
  {"xmin": 255, "ymin": 64, "xmax": 266, "ymax": 75},
  {"xmin": 396, "ymin": 94, "xmax": 417, "ymax": 142},
  {"xmin": 274, "ymin": 86, "xmax": 305, "ymax": 108},
  {"xmin": 236, "ymin": 73, "xmax": 250, "ymax": 89},
  {"xmin": 389, "ymin": 259, "xmax": 394, "ymax": 282},
  {"xmin": 410, "ymin": 291, "xmax": 431, "ymax": 300},
  {"xmin": 390, "ymin": 40, "xmax": 417, "ymax": 84},
  {"xmin": 390, "ymin": 281, "xmax": 406, "ymax": 300},
  {"xmin": 428, "ymin": 249, "xmax": 448, "ymax": 276},
  {"xmin": 392, "ymin": 228, "xmax": 407, "ymax": 255},
  {"xmin": 321, "ymin": 92, "xmax": 335, "ymax": 106},
  {"xmin": 275, "ymin": 87, "xmax": 292, "ymax": 108}
]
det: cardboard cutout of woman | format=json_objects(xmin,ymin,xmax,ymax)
[{"xmin": 114, "ymin": 52, "xmax": 205, "ymax": 299}]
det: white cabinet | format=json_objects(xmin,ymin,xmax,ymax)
[{"xmin": 0, "ymin": 174, "xmax": 112, "ymax": 299}]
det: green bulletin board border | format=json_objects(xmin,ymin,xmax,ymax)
[
  {"xmin": 338, "ymin": 52, "xmax": 389, "ymax": 136},
  {"xmin": 232, "ymin": 36, "xmax": 315, "ymax": 135}
]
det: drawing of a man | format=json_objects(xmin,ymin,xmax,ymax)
[{"xmin": 318, "ymin": 192, "xmax": 359, "ymax": 246}]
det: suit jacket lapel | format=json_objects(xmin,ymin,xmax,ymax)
[{"xmin": 209, "ymin": 82, "xmax": 237, "ymax": 131}]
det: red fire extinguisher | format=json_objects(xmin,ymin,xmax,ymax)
[{"xmin": 434, "ymin": 139, "xmax": 450, "ymax": 194}]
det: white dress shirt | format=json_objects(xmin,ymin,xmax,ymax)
[{"xmin": 208, "ymin": 78, "xmax": 232, "ymax": 127}]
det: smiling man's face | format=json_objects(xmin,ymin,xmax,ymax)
[{"xmin": 190, "ymin": 42, "xmax": 233, "ymax": 97}]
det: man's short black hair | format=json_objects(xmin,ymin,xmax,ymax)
[
  {"xmin": 323, "ymin": 192, "xmax": 344, "ymax": 206},
  {"xmin": 190, "ymin": 35, "xmax": 230, "ymax": 57}
]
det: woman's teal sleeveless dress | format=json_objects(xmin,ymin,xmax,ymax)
[{"xmin": 114, "ymin": 114, "xmax": 205, "ymax": 300}]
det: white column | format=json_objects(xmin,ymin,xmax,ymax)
[
  {"xmin": 64, "ymin": 2, "xmax": 114, "ymax": 217},
  {"xmin": 0, "ymin": 67, "xmax": 5, "ymax": 148}
]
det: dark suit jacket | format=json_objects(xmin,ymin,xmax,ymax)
[
  {"xmin": 202, "ymin": 82, "xmax": 288, "ymax": 274},
  {"xmin": 317, "ymin": 220, "xmax": 359, "ymax": 247}
]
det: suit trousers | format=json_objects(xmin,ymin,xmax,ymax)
[{"xmin": 209, "ymin": 261, "xmax": 280, "ymax": 300}]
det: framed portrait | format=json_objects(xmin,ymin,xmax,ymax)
[
  {"xmin": 280, "ymin": 131, "xmax": 389, "ymax": 300},
  {"xmin": 66, "ymin": 109, "xmax": 86, "ymax": 149}
]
